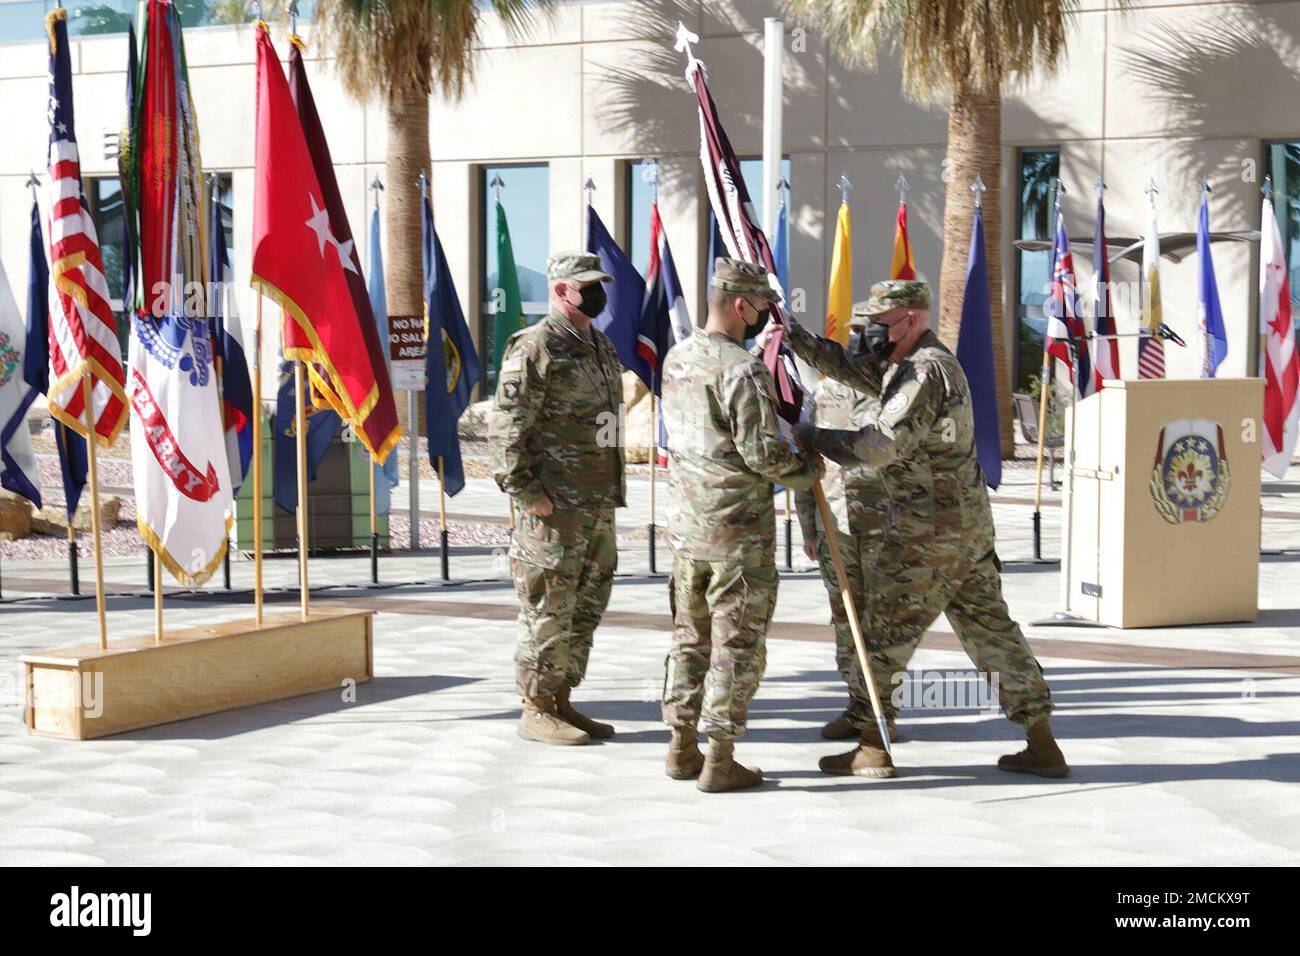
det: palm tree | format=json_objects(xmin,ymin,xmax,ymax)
[
  {"xmin": 313, "ymin": 0, "xmax": 547, "ymax": 377},
  {"xmin": 785, "ymin": 1, "xmax": 1082, "ymax": 456}
]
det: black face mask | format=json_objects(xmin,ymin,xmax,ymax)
[
  {"xmin": 743, "ymin": 304, "xmax": 771, "ymax": 340},
  {"xmin": 574, "ymin": 284, "xmax": 607, "ymax": 318},
  {"xmin": 853, "ymin": 321, "xmax": 892, "ymax": 358}
]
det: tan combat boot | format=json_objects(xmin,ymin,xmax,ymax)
[
  {"xmin": 697, "ymin": 739, "xmax": 763, "ymax": 793},
  {"xmin": 556, "ymin": 685, "xmax": 615, "ymax": 739},
  {"xmin": 822, "ymin": 709, "xmax": 900, "ymax": 742},
  {"xmin": 665, "ymin": 727, "xmax": 706, "ymax": 780},
  {"xmin": 818, "ymin": 723, "xmax": 897, "ymax": 778},
  {"xmin": 518, "ymin": 696, "xmax": 589, "ymax": 746},
  {"xmin": 997, "ymin": 717, "xmax": 1070, "ymax": 778}
]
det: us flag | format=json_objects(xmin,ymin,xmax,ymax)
[
  {"xmin": 1045, "ymin": 208, "xmax": 1094, "ymax": 400},
  {"xmin": 684, "ymin": 40, "xmax": 803, "ymax": 423},
  {"xmin": 43, "ymin": 9, "xmax": 127, "ymax": 445}
]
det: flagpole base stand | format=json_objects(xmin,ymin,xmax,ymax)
[
  {"xmin": 647, "ymin": 523, "xmax": 657, "ymax": 575},
  {"xmin": 439, "ymin": 529, "xmax": 450, "ymax": 582},
  {"xmin": 1029, "ymin": 609, "xmax": 1108, "ymax": 629},
  {"xmin": 370, "ymin": 532, "xmax": 379, "ymax": 585},
  {"xmin": 21, "ymin": 607, "xmax": 374, "ymax": 740},
  {"xmin": 68, "ymin": 541, "xmax": 80, "ymax": 596},
  {"xmin": 784, "ymin": 517, "xmax": 793, "ymax": 571}
]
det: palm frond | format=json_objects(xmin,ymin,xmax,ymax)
[
  {"xmin": 785, "ymin": 0, "xmax": 1083, "ymax": 103},
  {"xmin": 314, "ymin": 0, "xmax": 551, "ymax": 103}
]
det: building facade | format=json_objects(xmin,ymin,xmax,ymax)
[{"xmin": 2, "ymin": 0, "xmax": 1299, "ymax": 402}]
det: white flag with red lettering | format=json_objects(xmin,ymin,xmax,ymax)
[
  {"xmin": 128, "ymin": 311, "xmax": 233, "ymax": 585},
  {"xmin": 1260, "ymin": 195, "xmax": 1299, "ymax": 478}
]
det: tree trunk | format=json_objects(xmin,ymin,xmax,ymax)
[
  {"xmin": 938, "ymin": 81, "xmax": 1015, "ymax": 457},
  {"xmin": 385, "ymin": 85, "xmax": 431, "ymax": 435}
]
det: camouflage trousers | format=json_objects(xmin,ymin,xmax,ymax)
[
  {"xmin": 845, "ymin": 533, "xmax": 1053, "ymax": 730},
  {"xmin": 510, "ymin": 506, "xmax": 617, "ymax": 699},
  {"xmin": 662, "ymin": 557, "xmax": 778, "ymax": 742},
  {"xmin": 813, "ymin": 523, "xmax": 885, "ymax": 690}
]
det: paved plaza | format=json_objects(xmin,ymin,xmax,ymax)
[{"xmin": 1, "ymin": 468, "xmax": 1298, "ymax": 866}]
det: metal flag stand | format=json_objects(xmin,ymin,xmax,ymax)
[
  {"xmin": 369, "ymin": 175, "xmax": 384, "ymax": 586},
  {"xmin": 643, "ymin": 159, "xmax": 661, "ymax": 575}
]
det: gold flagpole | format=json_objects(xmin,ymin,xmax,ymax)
[
  {"xmin": 294, "ymin": 360, "xmax": 309, "ymax": 621},
  {"xmin": 648, "ymin": 393, "xmax": 657, "ymax": 573},
  {"xmin": 813, "ymin": 482, "xmax": 890, "ymax": 753},
  {"xmin": 252, "ymin": 296, "xmax": 264, "ymax": 624},
  {"xmin": 80, "ymin": 371, "xmax": 108, "ymax": 650},
  {"xmin": 153, "ymin": 545, "xmax": 163, "ymax": 645},
  {"xmin": 437, "ymin": 455, "xmax": 449, "ymax": 581}
]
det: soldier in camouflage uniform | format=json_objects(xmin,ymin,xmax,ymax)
[
  {"xmin": 788, "ymin": 279, "xmax": 1069, "ymax": 779},
  {"xmin": 792, "ymin": 311, "xmax": 893, "ymax": 742},
  {"xmin": 491, "ymin": 252, "xmax": 626, "ymax": 747},
  {"xmin": 661, "ymin": 258, "xmax": 823, "ymax": 793}
]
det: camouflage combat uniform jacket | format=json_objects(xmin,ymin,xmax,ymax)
[
  {"xmin": 662, "ymin": 330, "xmax": 820, "ymax": 564},
  {"xmin": 490, "ymin": 309, "xmax": 626, "ymax": 511},
  {"xmin": 794, "ymin": 376, "xmax": 888, "ymax": 541},
  {"xmin": 786, "ymin": 325, "xmax": 992, "ymax": 555}
]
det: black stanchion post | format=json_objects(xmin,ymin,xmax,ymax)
[
  {"xmin": 370, "ymin": 531, "xmax": 379, "ymax": 585},
  {"xmin": 223, "ymin": 546, "xmax": 231, "ymax": 590},
  {"xmin": 1032, "ymin": 510, "xmax": 1042, "ymax": 561},
  {"xmin": 784, "ymin": 515, "xmax": 793, "ymax": 571},
  {"xmin": 439, "ymin": 528, "xmax": 449, "ymax": 581},
  {"xmin": 648, "ymin": 523, "xmax": 657, "ymax": 574},
  {"xmin": 146, "ymin": 548, "xmax": 154, "ymax": 592},
  {"xmin": 68, "ymin": 534, "xmax": 79, "ymax": 596}
]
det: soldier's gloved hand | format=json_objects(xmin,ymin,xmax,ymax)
[
  {"xmin": 806, "ymin": 452, "xmax": 826, "ymax": 482},
  {"xmin": 793, "ymin": 421, "xmax": 819, "ymax": 454},
  {"xmin": 525, "ymin": 496, "xmax": 555, "ymax": 517},
  {"xmin": 803, "ymin": 539, "xmax": 817, "ymax": 561}
]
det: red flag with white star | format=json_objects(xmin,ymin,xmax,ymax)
[{"xmin": 250, "ymin": 24, "xmax": 400, "ymax": 462}]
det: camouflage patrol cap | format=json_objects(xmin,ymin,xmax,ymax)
[
  {"xmin": 857, "ymin": 279, "xmax": 931, "ymax": 318},
  {"xmin": 711, "ymin": 257, "xmax": 782, "ymax": 304},
  {"xmin": 547, "ymin": 251, "xmax": 614, "ymax": 283}
]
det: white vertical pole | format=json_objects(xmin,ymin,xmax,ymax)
[{"xmin": 762, "ymin": 17, "xmax": 784, "ymax": 239}]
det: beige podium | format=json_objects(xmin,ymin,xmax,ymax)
[{"xmin": 1061, "ymin": 378, "xmax": 1262, "ymax": 628}]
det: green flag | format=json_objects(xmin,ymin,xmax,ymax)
[{"xmin": 492, "ymin": 197, "xmax": 525, "ymax": 382}]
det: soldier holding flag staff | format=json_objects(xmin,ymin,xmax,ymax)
[{"xmin": 786, "ymin": 279, "xmax": 1069, "ymax": 780}]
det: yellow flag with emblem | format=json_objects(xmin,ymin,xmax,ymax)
[{"xmin": 825, "ymin": 201, "xmax": 852, "ymax": 345}]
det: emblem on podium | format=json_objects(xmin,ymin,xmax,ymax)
[{"xmin": 1149, "ymin": 418, "xmax": 1231, "ymax": 524}]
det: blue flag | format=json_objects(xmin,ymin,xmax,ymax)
[
  {"xmin": 772, "ymin": 198, "xmax": 789, "ymax": 295},
  {"xmin": 707, "ymin": 212, "xmax": 725, "ymax": 285},
  {"xmin": 1196, "ymin": 193, "xmax": 1228, "ymax": 378},
  {"xmin": 208, "ymin": 184, "xmax": 253, "ymax": 495},
  {"xmin": 368, "ymin": 205, "xmax": 398, "ymax": 515},
  {"xmin": 273, "ymin": 361, "xmax": 340, "ymax": 515},
  {"xmin": 423, "ymin": 195, "xmax": 482, "ymax": 498},
  {"xmin": 22, "ymin": 200, "xmax": 86, "ymax": 518},
  {"xmin": 956, "ymin": 205, "xmax": 1002, "ymax": 490},
  {"xmin": 586, "ymin": 204, "xmax": 646, "ymax": 380}
]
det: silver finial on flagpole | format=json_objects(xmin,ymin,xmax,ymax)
[
  {"xmin": 289, "ymin": 0, "xmax": 299, "ymax": 34},
  {"xmin": 895, "ymin": 173, "xmax": 909, "ymax": 205},
  {"xmin": 25, "ymin": 170, "xmax": 39, "ymax": 202},
  {"xmin": 674, "ymin": 21, "xmax": 703, "ymax": 80},
  {"xmin": 776, "ymin": 176, "xmax": 790, "ymax": 204},
  {"xmin": 1145, "ymin": 177, "xmax": 1159, "ymax": 207},
  {"xmin": 971, "ymin": 174, "xmax": 986, "ymax": 209},
  {"xmin": 417, "ymin": 169, "xmax": 428, "ymax": 199},
  {"xmin": 1095, "ymin": 176, "xmax": 1106, "ymax": 194},
  {"xmin": 255, "ymin": 0, "xmax": 264, "ymax": 22},
  {"xmin": 1263, "ymin": 175, "xmax": 1274, "ymax": 200},
  {"xmin": 1201, "ymin": 177, "xmax": 1212, "ymax": 198},
  {"xmin": 641, "ymin": 159, "xmax": 660, "ymax": 204},
  {"xmin": 838, "ymin": 173, "xmax": 852, "ymax": 205},
  {"xmin": 584, "ymin": 177, "xmax": 596, "ymax": 206},
  {"xmin": 370, "ymin": 176, "xmax": 384, "ymax": 209},
  {"xmin": 490, "ymin": 171, "xmax": 504, "ymax": 203}
]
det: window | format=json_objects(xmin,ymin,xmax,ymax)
[
  {"xmin": 0, "ymin": 1, "xmax": 316, "ymax": 45},
  {"xmin": 1014, "ymin": 148, "xmax": 1060, "ymax": 391},
  {"xmin": 1263, "ymin": 142, "xmax": 1300, "ymax": 342},
  {"xmin": 480, "ymin": 163, "xmax": 549, "ymax": 389},
  {"xmin": 85, "ymin": 177, "xmax": 127, "ymax": 310}
]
